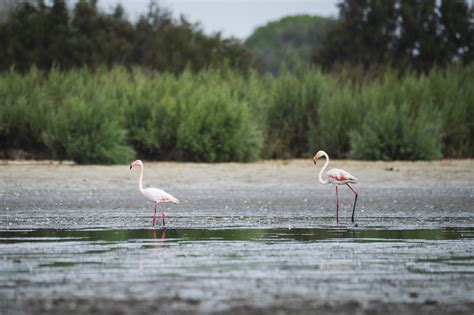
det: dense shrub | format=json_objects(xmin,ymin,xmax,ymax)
[
  {"xmin": 43, "ymin": 96, "xmax": 134, "ymax": 164},
  {"xmin": 0, "ymin": 69, "xmax": 48, "ymax": 153},
  {"xmin": 264, "ymin": 67, "xmax": 322, "ymax": 158},
  {"xmin": 123, "ymin": 69, "xmax": 262, "ymax": 162},
  {"xmin": 312, "ymin": 79, "xmax": 361, "ymax": 158},
  {"xmin": 123, "ymin": 72, "xmax": 181, "ymax": 159},
  {"xmin": 0, "ymin": 65, "xmax": 472, "ymax": 163},
  {"xmin": 347, "ymin": 67, "xmax": 473, "ymax": 160},
  {"xmin": 425, "ymin": 66, "xmax": 474, "ymax": 157},
  {"xmin": 350, "ymin": 102, "xmax": 442, "ymax": 160},
  {"xmin": 177, "ymin": 86, "xmax": 261, "ymax": 162}
]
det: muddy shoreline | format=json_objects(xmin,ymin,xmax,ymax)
[{"xmin": 1, "ymin": 160, "xmax": 474, "ymax": 314}]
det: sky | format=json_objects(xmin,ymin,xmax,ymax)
[{"xmin": 98, "ymin": 0, "xmax": 339, "ymax": 40}]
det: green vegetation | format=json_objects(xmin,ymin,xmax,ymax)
[
  {"xmin": 1, "ymin": 1, "xmax": 473, "ymax": 163},
  {"xmin": 264, "ymin": 67, "xmax": 322, "ymax": 158},
  {"xmin": 1, "ymin": 65, "xmax": 472, "ymax": 163},
  {"xmin": 0, "ymin": 0, "xmax": 251, "ymax": 73},
  {"xmin": 245, "ymin": 15, "xmax": 334, "ymax": 74},
  {"xmin": 0, "ymin": 67, "xmax": 262, "ymax": 164},
  {"xmin": 317, "ymin": 0, "xmax": 474, "ymax": 73}
]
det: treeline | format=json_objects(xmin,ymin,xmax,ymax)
[
  {"xmin": 1, "ymin": 66, "xmax": 472, "ymax": 163},
  {"xmin": 317, "ymin": 0, "xmax": 474, "ymax": 73},
  {"xmin": 0, "ymin": 0, "xmax": 252, "ymax": 73},
  {"xmin": 2, "ymin": 1, "xmax": 473, "ymax": 74}
]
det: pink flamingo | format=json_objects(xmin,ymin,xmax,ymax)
[
  {"xmin": 313, "ymin": 150, "xmax": 359, "ymax": 223},
  {"xmin": 129, "ymin": 160, "xmax": 179, "ymax": 229}
]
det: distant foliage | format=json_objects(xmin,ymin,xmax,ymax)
[
  {"xmin": 0, "ymin": 0, "xmax": 252, "ymax": 73},
  {"xmin": 245, "ymin": 15, "xmax": 334, "ymax": 74},
  {"xmin": 317, "ymin": 0, "xmax": 474, "ymax": 73}
]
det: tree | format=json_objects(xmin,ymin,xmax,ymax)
[
  {"xmin": 0, "ymin": 0, "xmax": 252, "ymax": 73},
  {"xmin": 439, "ymin": 0, "xmax": 472, "ymax": 64},
  {"xmin": 316, "ymin": 0, "xmax": 474, "ymax": 72},
  {"xmin": 246, "ymin": 15, "xmax": 335, "ymax": 74},
  {"xmin": 47, "ymin": 0, "xmax": 70, "ymax": 67}
]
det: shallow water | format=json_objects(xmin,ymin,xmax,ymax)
[
  {"xmin": 2, "ymin": 226, "xmax": 474, "ymax": 314},
  {"xmin": 1, "ymin": 227, "xmax": 474, "ymax": 243}
]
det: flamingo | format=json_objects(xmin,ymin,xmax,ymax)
[
  {"xmin": 129, "ymin": 160, "xmax": 179, "ymax": 229},
  {"xmin": 312, "ymin": 150, "xmax": 359, "ymax": 223}
]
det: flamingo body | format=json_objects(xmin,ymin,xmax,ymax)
[
  {"xmin": 326, "ymin": 168, "xmax": 358, "ymax": 185},
  {"xmin": 313, "ymin": 150, "xmax": 359, "ymax": 223},
  {"xmin": 130, "ymin": 160, "xmax": 178, "ymax": 228},
  {"xmin": 141, "ymin": 187, "xmax": 179, "ymax": 204}
]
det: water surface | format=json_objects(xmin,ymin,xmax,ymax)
[
  {"xmin": 1, "ymin": 227, "xmax": 474, "ymax": 313},
  {"xmin": 2, "ymin": 227, "xmax": 473, "ymax": 243}
]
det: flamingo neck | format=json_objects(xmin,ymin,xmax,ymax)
[
  {"xmin": 138, "ymin": 165, "xmax": 144, "ymax": 193},
  {"xmin": 318, "ymin": 153, "xmax": 329, "ymax": 184}
]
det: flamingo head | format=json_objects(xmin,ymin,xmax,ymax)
[
  {"xmin": 129, "ymin": 160, "xmax": 143, "ymax": 170},
  {"xmin": 312, "ymin": 150, "xmax": 325, "ymax": 164}
]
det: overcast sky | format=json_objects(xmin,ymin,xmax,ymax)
[{"xmin": 97, "ymin": 0, "xmax": 339, "ymax": 40}]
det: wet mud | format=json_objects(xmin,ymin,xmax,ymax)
[{"xmin": 1, "ymin": 160, "xmax": 474, "ymax": 314}]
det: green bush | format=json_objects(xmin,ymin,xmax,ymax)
[
  {"xmin": 350, "ymin": 102, "xmax": 442, "ymax": 160},
  {"xmin": 426, "ymin": 66, "xmax": 474, "ymax": 157},
  {"xmin": 43, "ymin": 95, "xmax": 134, "ymax": 164},
  {"xmin": 122, "ymin": 69, "xmax": 262, "ymax": 162},
  {"xmin": 312, "ymin": 78, "xmax": 361, "ymax": 158},
  {"xmin": 177, "ymin": 85, "xmax": 261, "ymax": 162},
  {"xmin": 123, "ymin": 71, "xmax": 181, "ymax": 159},
  {"xmin": 347, "ymin": 70, "xmax": 445, "ymax": 160},
  {"xmin": 0, "ymin": 68, "xmax": 49, "ymax": 152},
  {"xmin": 0, "ymin": 65, "xmax": 472, "ymax": 162},
  {"xmin": 265, "ymin": 67, "xmax": 322, "ymax": 158}
]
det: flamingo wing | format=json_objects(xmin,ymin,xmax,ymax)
[
  {"xmin": 142, "ymin": 187, "xmax": 180, "ymax": 204},
  {"xmin": 326, "ymin": 168, "xmax": 358, "ymax": 183}
]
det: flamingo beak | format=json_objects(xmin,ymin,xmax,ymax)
[
  {"xmin": 129, "ymin": 164, "xmax": 132, "ymax": 170},
  {"xmin": 312, "ymin": 156, "xmax": 317, "ymax": 164}
]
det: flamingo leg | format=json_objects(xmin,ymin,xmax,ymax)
[
  {"xmin": 157, "ymin": 203, "xmax": 166, "ymax": 228},
  {"xmin": 335, "ymin": 185, "xmax": 339, "ymax": 223},
  {"xmin": 152, "ymin": 204, "xmax": 157, "ymax": 228},
  {"xmin": 346, "ymin": 183, "xmax": 359, "ymax": 222}
]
